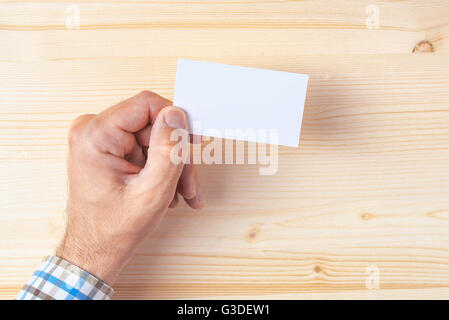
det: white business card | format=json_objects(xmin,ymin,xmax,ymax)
[{"xmin": 174, "ymin": 59, "xmax": 309, "ymax": 147}]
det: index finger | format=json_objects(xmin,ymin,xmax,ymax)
[{"xmin": 97, "ymin": 90, "xmax": 172, "ymax": 133}]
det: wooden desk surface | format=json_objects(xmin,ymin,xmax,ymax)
[{"xmin": 1, "ymin": 0, "xmax": 449, "ymax": 299}]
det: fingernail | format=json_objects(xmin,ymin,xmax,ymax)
[
  {"xmin": 196, "ymin": 188, "xmax": 206, "ymax": 203},
  {"xmin": 187, "ymin": 178, "xmax": 196, "ymax": 199},
  {"xmin": 165, "ymin": 108, "xmax": 186, "ymax": 129}
]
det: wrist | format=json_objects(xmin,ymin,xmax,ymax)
[{"xmin": 56, "ymin": 233, "xmax": 126, "ymax": 285}]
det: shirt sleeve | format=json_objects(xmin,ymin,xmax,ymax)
[{"xmin": 16, "ymin": 256, "xmax": 114, "ymax": 300}]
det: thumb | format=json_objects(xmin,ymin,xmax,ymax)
[{"xmin": 138, "ymin": 106, "xmax": 189, "ymax": 202}]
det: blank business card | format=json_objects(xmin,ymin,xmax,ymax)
[{"xmin": 173, "ymin": 59, "xmax": 309, "ymax": 147}]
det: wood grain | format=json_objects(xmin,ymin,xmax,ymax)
[{"xmin": 1, "ymin": 0, "xmax": 449, "ymax": 299}]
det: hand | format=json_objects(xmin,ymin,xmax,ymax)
[{"xmin": 56, "ymin": 91, "xmax": 205, "ymax": 285}]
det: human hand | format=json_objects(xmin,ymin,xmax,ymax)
[{"xmin": 56, "ymin": 91, "xmax": 205, "ymax": 284}]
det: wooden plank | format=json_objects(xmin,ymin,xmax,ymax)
[
  {"xmin": 1, "ymin": 0, "xmax": 449, "ymax": 60},
  {"xmin": 1, "ymin": 0, "xmax": 449, "ymax": 299}
]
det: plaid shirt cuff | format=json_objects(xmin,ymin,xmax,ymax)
[{"xmin": 16, "ymin": 256, "xmax": 114, "ymax": 300}]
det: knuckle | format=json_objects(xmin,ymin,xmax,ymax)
[
  {"xmin": 137, "ymin": 90, "xmax": 156, "ymax": 101},
  {"xmin": 67, "ymin": 114, "xmax": 94, "ymax": 146},
  {"xmin": 67, "ymin": 122, "xmax": 81, "ymax": 146},
  {"xmin": 135, "ymin": 90, "xmax": 172, "ymax": 110}
]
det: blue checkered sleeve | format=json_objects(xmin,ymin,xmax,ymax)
[{"xmin": 16, "ymin": 256, "xmax": 114, "ymax": 300}]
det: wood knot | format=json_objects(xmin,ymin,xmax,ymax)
[
  {"xmin": 314, "ymin": 265, "xmax": 321, "ymax": 273},
  {"xmin": 413, "ymin": 40, "xmax": 434, "ymax": 53},
  {"xmin": 245, "ymin": 225, "xmax": 261, "ymax": 243},
  {"xmin": 360, "ymin": 213, "xmax": 372, "ymax": 221}
]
